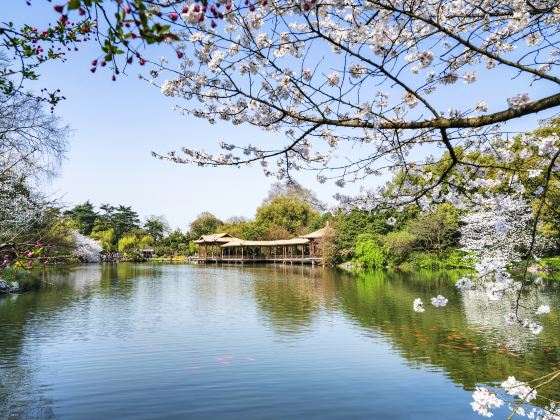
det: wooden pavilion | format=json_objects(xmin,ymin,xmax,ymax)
[
  {"xmin": 193, "ymin": 224, "xmax": 333, "ymax": 264},
  {"xmin": 193, "ymin": 233, "xmax": 236, "ymax": 259}
]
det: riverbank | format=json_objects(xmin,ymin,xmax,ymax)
[{"xmin": 0, "ymin": 267, "xmax": 36, "ymax": 294}]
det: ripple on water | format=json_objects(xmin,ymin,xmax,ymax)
[{"xmin": 0, "ymin": 265, "xmax": 558, "ymax": 419}]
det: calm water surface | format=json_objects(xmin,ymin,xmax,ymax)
[{"xmin": 0, "ymin": 264, "xmax": 559, "ymax": 419}]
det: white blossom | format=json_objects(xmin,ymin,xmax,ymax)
[
  {"xmin": 503, "ymin": 312, "xmax": 517, "ymax": 325},
  {"xmin": 501, "ymin": 376, "xmax": 537, "ymax": 402},
  {"xmin": 456, "ymin": 277, "xmax": 474, "ymax": 290},
  {"xmin": 535, "ymin": 305, "xmax": 550, "ymax": 315},
  {"xmin": 507, "ymin": 93, "xmax": 530, "ymax": 109},
  {"xmin": 71, "ymin": 231, "xmax": 103, "ymax": 263},
  {"xmin": 471, "ymin": 387, "xmax": 504, "ymax": 417},
  {"xmin": 430, "ymin": 295, "xmax": 448, "ymax": 307},
  {"xmin": 474, "ymin": 101, "xmax": 488, "ymax": 113},
  {"xmin": 326, "ymin": 72, "xmax": 340, "ymax": 87},
  {"xmin": 402, "ymin": 92, "xmax": 418, "ymax": 108},
  {"xmin": 463, "ymin": 72, "xmax": 477, "ymax": 84},
  {"xmin": 413, "ymin": 298, "xmax": 425, "ymax": 313}
]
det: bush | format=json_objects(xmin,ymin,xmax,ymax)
[
  {"xmin": 541, "ymin": 257, "xmax": 560, "ymax": 271},
  {"xmin": 443, "ymin": 250, "xmax": 473, "ymax": 269},
  {"xmin": 1, "ymin": 267, "xmax": 38, "ymax": 290},
  {"xmin": 411, "ymin": 252, "xmax": 446, "ymax": 269},
  {"xmin": 409, "ymin": 250, "xmax": 473, "ymax": 270},
  {"xmin": 353, "ymin": 240, "xmax": 386, "ymax": 269}
]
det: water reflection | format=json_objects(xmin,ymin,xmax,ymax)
[
  {"xmin": 252, "ymin": 267, "xmax": 559, "ymax": 394},
  {"xmin": 460, "ymin": 284, "xmax": 558, "ymax": 353},
  {"xmin": 0, "ymin": 264, "xmax": 558, "ymax": 418},
  {"xmin": 252, "ymin": 265, "xmax": 330, "ymax": 336}
]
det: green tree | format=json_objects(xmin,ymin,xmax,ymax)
[
  {"xmin": 157, "ymin": 229, "xmax": 190, "ymax": 256},
  {"xmin": 381, "ymin": 230, "xmax": 417, "ymax": 266},
  {"xmin": 94, "ymin": 204, "xmax": 140, "ymax": 242},
  {"xmin": 265, "ymin": 180, "xmax": 325, "ymax": 211},
  {"xmin": 117, "ymin": 233, "xmax": 140, "ymax": 255},
  {"xmin": 90, "ymin": 228, "xmax": 116, "ymax": 252},
  {"xmin": 189, "ymin": 212, "xmax": 223, "ymax": 239},
  {"xmin": 63, "ymin": 201, "xmax": 98, "ymax": 235},
  {"xmin": 405, "ymin": 204, "xmax": 460, "ymax": 257},
  {"xmin": 143, "ymin": 215, "xmax": 169, "ymax": 242},
  {"xmin": 255, "ymin": 196, "xmax": 320, "ymax": 238},
  {"xmin": 112, "ymin": 205, "xmax": 140, "ymax": 239},
  {"xmin": 354, "ymin": 239, "xmax": 386, "ymax": 269},
  {"xmin": 332, "ymin": 207, "xmax": 418, "ymax": 261}
]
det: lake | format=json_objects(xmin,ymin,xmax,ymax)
[{"xmin": 0, "ymin": 264, "xmax": 558, "ymax": 419}]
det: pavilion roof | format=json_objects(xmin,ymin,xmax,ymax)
[
  {"xmin": 299, "ymin": 223, "xmax": 334, "ymax": 239},
  {"xmin": 193, "ymin": 233, "xmax": 236, "ymax": 244},
  {"xmin": 221, "ymin": 238, "xmax": 310, "ymax": 247}
]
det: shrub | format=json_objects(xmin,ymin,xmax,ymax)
[
  {"xmin": 353, "ymin": 240, "xmax": 386, "ymax": 269},
  {"xmin": 541, "ymin": 257, "xmax": 560, "ymax": 272},
  {"xmin": 411, "ymin": 252, "xmax": 445, "ymax": 269}
]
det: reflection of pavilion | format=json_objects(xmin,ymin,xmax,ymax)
[{"xmin": 193, "ymin": 224, "xmax": 333, "ymax": 264}]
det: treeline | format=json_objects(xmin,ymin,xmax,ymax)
[
  {"xmin": 332, "ymin": 121, "xmax": 560, "ymax": 269},
  {"xmin": 62, "ymin": 181, "xmax": 325, "ymax": 260},
  {"xmin": 330, "ymin": 204, "xmax": 466, "ymax": 269},
  {"xmin": 56, "ymin": 184, "xmax": 480, "ymax": 268},
  {"xmin": 63, "ymin": 203, "xmax": 191, "ymax": 258},
  {"xmin": 63, "ymin": 121, "xmax": 560, "ymax": 267}
]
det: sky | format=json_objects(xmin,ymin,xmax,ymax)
[
  {"xmin": 6, "ymin": 2, "xmax": 347, "ymax": 230},
  {"xmin": 5, "ymin": 1, "xmax": 558, "ymax": 230}
]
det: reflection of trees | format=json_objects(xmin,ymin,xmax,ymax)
[
  {"xmin": 252, "ymin": 265, "xmax": 560, "ymax": 399},
  {"xmin": 0, "ymin": 265, "xmax": 110, "ymax": 417},
  {"xmin": 98, "ymin": 263, "xmax": 164, "ymax": 292},
  {"xmin": 0, "ymin": 265, "xmax": 103, "ymax": 357},
  {"xmin": 335, "ymin": 270, "xmax": 560, "ymax": 399},
  {"xmin": 460, "ymin": 285, "xmax": 557, "ymax": 353},
  {"xmin": 252, "ymin": 265, "xmax": 337, "ymax": 336},
  {"xmin": 0, "ymin": 263, "xmax": 161, "ymax": 418},
  {"xmin": 1, "ymin": 264, "xmax": 558, "ymax": 415}
]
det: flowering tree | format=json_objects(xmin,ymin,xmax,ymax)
[
  {"xmin": 0, "ymin": 12, "xmax": 94, "ymax": 107},
  {"xmin": 0, "ymin": 54, "xmax": 68, "ymax": 267},
  {"xmin": 14, "ymin": 0, "xmax": 560, "ymax": 416},
  {"xmin": 150, "ymin": 2, "xmax": 559, "ymax": 416},
  {"xmin": 0, "ymin": 174, "xmax": 44, "ymax": 249},
  {"xmin": 71, "ymin": 231, "xmax": 103, "ymax": 262}
]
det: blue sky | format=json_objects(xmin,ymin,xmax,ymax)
[
  {"xmin": 5, "ymin": 1, "xmax": 558, "ymax": 229},
  {"xmin": 7, "ymin": 2, "xmax": 345, "ymax": 229}
]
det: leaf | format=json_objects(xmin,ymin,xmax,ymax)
[{"xmin": 67, "ymin": 0, "xmax": 81, "ymax": 10}]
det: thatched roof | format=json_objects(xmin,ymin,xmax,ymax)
[
  {"xmin": 193, "ymin": 233, "xmax": 236, "ymax": 244},
  {"xmin": 221, "ymin": 238, "xmax": 310, "ymax": 247}
]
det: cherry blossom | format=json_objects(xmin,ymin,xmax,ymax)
[
  {"xmin": 430, "ymin": 295, "xmax": 448, "ymax": 308},
  {"xmin": 413, "ymin": 298, "xmax": 425, "ymax": 313}
]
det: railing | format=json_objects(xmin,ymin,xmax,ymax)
[{"xmin": 196, "ymin": 254, "xmax": 321, "ymax": 260}]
